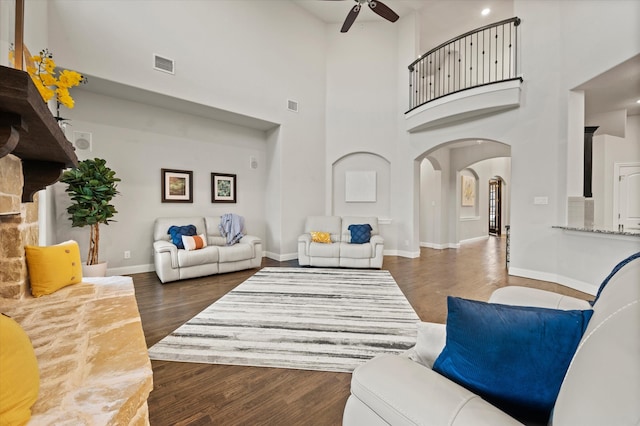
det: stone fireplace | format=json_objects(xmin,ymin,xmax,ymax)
[{"xmin": 0, "ymin": 154, "xmax": 38, "ymax": 300}]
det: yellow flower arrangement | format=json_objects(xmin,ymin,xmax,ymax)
[{"xmin": 25, "ymin": 49, "xmax": 86, "ymax": 112}]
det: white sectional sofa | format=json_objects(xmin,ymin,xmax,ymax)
[
  {"xmin": 153, "ymin": 216, "xmax": 262, "ymax": 283},
  {"xmin": 297, "ymin": 216, "xmax": 384, "ymax": 269},
  {"xmin": 343, "ymin": 253, "xmax": 640, "ymax": 426}
]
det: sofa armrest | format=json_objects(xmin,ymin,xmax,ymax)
[
  {"xmin": 298, "ymin": 233, "xmax": 311, "ymax": 253},
  {"xmin": 408, "ymin": 322, "xmax": 446, "ymax": 368},
  {"xmin": 348, "ymin": 354, "xmax": 522, "ymax": 426},
  {"xmin": 239, "ymin": 235, "xmax": 262, "ymax": 258},
  {"xmin": 370, "ymin": 234, "xmax": 384, "ymax": 246},
  {"xmin": 153, "ymin": 240, "xmax": 178, "ymax": 268},
  {"xmin": 239, "ymin": 235, "xmax": 261, "ymax": 246},
  {"xmin": 489, "ymin": 286, "xmax": 592, "ymax": 310}
]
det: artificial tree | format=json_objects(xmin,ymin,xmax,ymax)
[{"xmin": 60, "ymin": 158, "xmax": 120, "ymax": 266}]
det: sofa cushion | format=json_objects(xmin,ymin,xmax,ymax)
[
  {"xmin": 168, "ymin": 225, "xmax": 197, "ymax": 249},
  {"xmin": 177, "ymin": 246, "xmax": 218, "ymax": 267},
  {"xmin": 340, "ymin": 242, "xmax": 374, "ymax": 259},
  {"xmin": 311, "ymin": 231, "xmax": 332, "ymax": 243},
  {"xmin": 182, "ymin": 234, "xmax": 207, "ymax": 251},
  {"xmin": 304, "ymin": 216, "xmax": 342, "ymax": 242},
  {"xmin": 309, "ymin": 241, "xmax": 340, "ymax": 258},
  {"xmin": 25, "ymin": 240, "xmax": 83, "ymax": 297},
  {"xmin": 348, "ymin": 224, "xmax": 372, "ymax": 244},
  {"xmin": 433, "ymin": 296, "xmax": 593, "ymax": 422},
  {"xmin": 217, "ymin": 243, "xmax": 254, "ymax": 263}
]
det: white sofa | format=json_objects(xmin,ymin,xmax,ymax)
[
  {"xmin": 343, "ymin": 253, "xmax": 640, "ymax": 425},
  {"xmin": 297, "ymin": 216, "xmax": 384, "ymax": 269},
  {"xmin": 153, "ymin": 216, "xmax": 262, "ymax": 283}
]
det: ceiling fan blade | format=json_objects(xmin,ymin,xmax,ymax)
[
  {"xmin": 368, "ymin": 0, "xmax": 399, "ymax": 23},
  {"xmin": 341, "ymin": 4, "xmax": 361, "ymax": 33}
]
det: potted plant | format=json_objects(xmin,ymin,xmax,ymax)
[{"xmin": 60, "ymin": 158, "xmax": 120, "ymax": 276}]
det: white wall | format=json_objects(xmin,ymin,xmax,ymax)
[
  {"xmin": 332, "ymin": 153, "xmax": 391, "ymax": 219},
  {"xmin": 47, "ymin": 0, "xmax": 327, "ymax": 263},
  {"xmin": 40, "ymin": 0, "xmax": 639, "ymax": 290},
  {"xmin": 53, "ymin": 90, "xmax": 269, "ymax": 274},
  {"xmin": 406, "ymin": 0, "xmax": 640, "ymax": 293},
  {"xmin": 325, "ymin": 19, "xmax": 404, "ymax": 252}
]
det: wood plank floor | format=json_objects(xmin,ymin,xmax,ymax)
[{"xmin": 130, "ymin": 236, "xmax": 591, "ymax": 426}]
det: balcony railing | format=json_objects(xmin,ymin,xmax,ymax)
[{"xmin": 407, "ymin": 17, "xmax": 521, "ymax": 112}]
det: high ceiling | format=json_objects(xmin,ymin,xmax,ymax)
[{"xmin": 293, "ymin": 0, "xmax": 640, "ymax": 118}]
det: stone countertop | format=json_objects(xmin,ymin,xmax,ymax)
[
  {"xmin": 552, "ymin": 226, "xmax": 640, "ymax": 237},
  {"xmin": 0, "ymin": 276, "xmax": 153, "ymax": 425}
]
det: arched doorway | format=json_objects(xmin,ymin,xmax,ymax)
[{"xmin": 417, "ymin": 139, "xmax": 511, "ymax": 250}]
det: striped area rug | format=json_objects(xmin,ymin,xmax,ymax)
[{"xmin": 148, "ymin": 267, "xmax": 420, "ymax": 373}]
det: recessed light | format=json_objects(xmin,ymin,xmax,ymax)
[
  {"xmin": 636, "ymin": 99, "xmax": 640, "ymax": 104},
  {"xmin": 481, "ymin": 8, "xmax": 491, "ymax": 16}
]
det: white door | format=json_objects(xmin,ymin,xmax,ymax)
[{"xmin": 616, "ymin": 164, "xmax": 640, "ymax": 230}]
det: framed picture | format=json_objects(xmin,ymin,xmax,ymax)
[
  {"xmin": 211, "ymin": 173, "xmax": 236, "ymax": 203},
  {"xmin": 461, "ymin": 175, "xmax": 475, "ymax": 206},
  {"xmin": 161, "ymin": 169, "xmax": 193, "ymax": 203}
]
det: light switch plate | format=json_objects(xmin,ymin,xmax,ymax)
[{"xmin": 534, "ymin": 196, "xmax": 549, "ymax": 205}]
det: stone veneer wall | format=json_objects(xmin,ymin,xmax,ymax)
[{"xmin": 0, "ymin": 154, "xmax": 39, "ymax": 299}]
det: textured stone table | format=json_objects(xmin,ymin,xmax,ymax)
[{"xmin": 0, "ymin": 276, "xmax": 153, "ymax": 425}]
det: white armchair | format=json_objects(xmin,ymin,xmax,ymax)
[{"xmin": 344, "ymin": 253, "xmax": 640, "ymax": 425}]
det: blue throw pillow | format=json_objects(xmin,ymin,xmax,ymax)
[
  {"xmin": 433, "ymin": 297, "xmax": 593, "ymax": 423},
  {"xmin": 168, "ymin": 225, "xmax": 197, "ymax": 249},
  {"xmin": 348, "ymin": 224, "xmax": 372, "ymax": 244}
]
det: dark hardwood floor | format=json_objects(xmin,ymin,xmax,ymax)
[{"xmin": 130, "ymin": 236, "xmax": 591, "ymax": 426}]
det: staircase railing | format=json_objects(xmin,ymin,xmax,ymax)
[{"xmin": 407, "ymin": 17, "xmax": 521, "ymax": 112}]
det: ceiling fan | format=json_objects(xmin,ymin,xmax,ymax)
[{"xmin": 336, "ymin": 0, "xmax": 400, "ymax": 33}]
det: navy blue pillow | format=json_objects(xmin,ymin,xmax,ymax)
[
  {"xmin": 433, "ymin": 297, "xmax": 593, "ymax": 423},
  {"xmin": 168, "ymin": 225, "xmax": 197, "ymax": 249},
  {"xmin": 348, "ymin": 224, "xmax": 372, "ymax": 244}
]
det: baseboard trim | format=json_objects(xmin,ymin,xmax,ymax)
[
  {"xmin": 264, "ymin": 251, "xmax": 298, "ymax": 262},
  {"xmin": 107, "ymin": 263, "xmax": 155, "ymax": 276},
  {"xmin": 420, "ymin": 242, "xmax": 461, "ymax": 250},
  {"xmin": 508, "ymin": 267, "xmax": 597, "ymax": 296},
  {"xmin": 384, "ymin": 249, "xmax": 421, "ymax": 258},
  {"xmin": 460, "ymin": 235, "xmax": 489, "ymax": 244}
]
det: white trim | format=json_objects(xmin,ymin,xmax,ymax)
[
  {"xmin": 264, "ymin": 251, "xmax": 298, "ymax": 262},
  {"xmin": 420, "ymin": 242, "xmax": 449, "ymax": 250},
  {"xmin": 107, "ymin": 263, "xmax": 155, "ymax": 276},
  {"xmin": 460, "ymin": 235, "xmax": 489, "ymax": 244},
  {"xmin": 382, "ymin": 249, "xmax": 421, "ymax": 258},
  {"xmin": 420, "ymin": 242, "xmax": 460, "ymax": 249},
  {"xmin": 460, "ymin": 216, "xmax": 481, "ymax": 221},
  {"xmin": 508, "ymin": 267, "xmax": 598, "ymax": 296}
]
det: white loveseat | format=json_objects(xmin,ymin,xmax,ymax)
[
  {"xmin": 343, "ymin": 253, "xmax": 640, "ymax": 425},
  {"xmin": 297, "ymin": 216, "xmax": 384, "ymax": 269},
  {"xmin": 153, "ymin": 216, "xmax": 262, "ymax": 283}
]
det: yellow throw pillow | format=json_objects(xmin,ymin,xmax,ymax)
[
  {"xmin": 25, "ymin": 240, "xmax": 83, "ymax": 297},
  {"xmin": 0, "ymin": 314, "xmax": 40, "ymax": 425},
  {"xmin": 310, "ymin": 231, "xmax": 332, "ymax": 244}
]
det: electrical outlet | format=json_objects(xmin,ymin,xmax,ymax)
[{"xmin": 124, "ymin": 251, "xmax": 131, "ymax": 259}]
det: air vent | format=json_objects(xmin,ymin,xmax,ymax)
[
  {"xmin": 153, "ymin": 54, "xmax": 175, "ymax": 74},
  {"xmin": 287, "ymin": 99, "xmax": 299, "ymax": 113}
]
